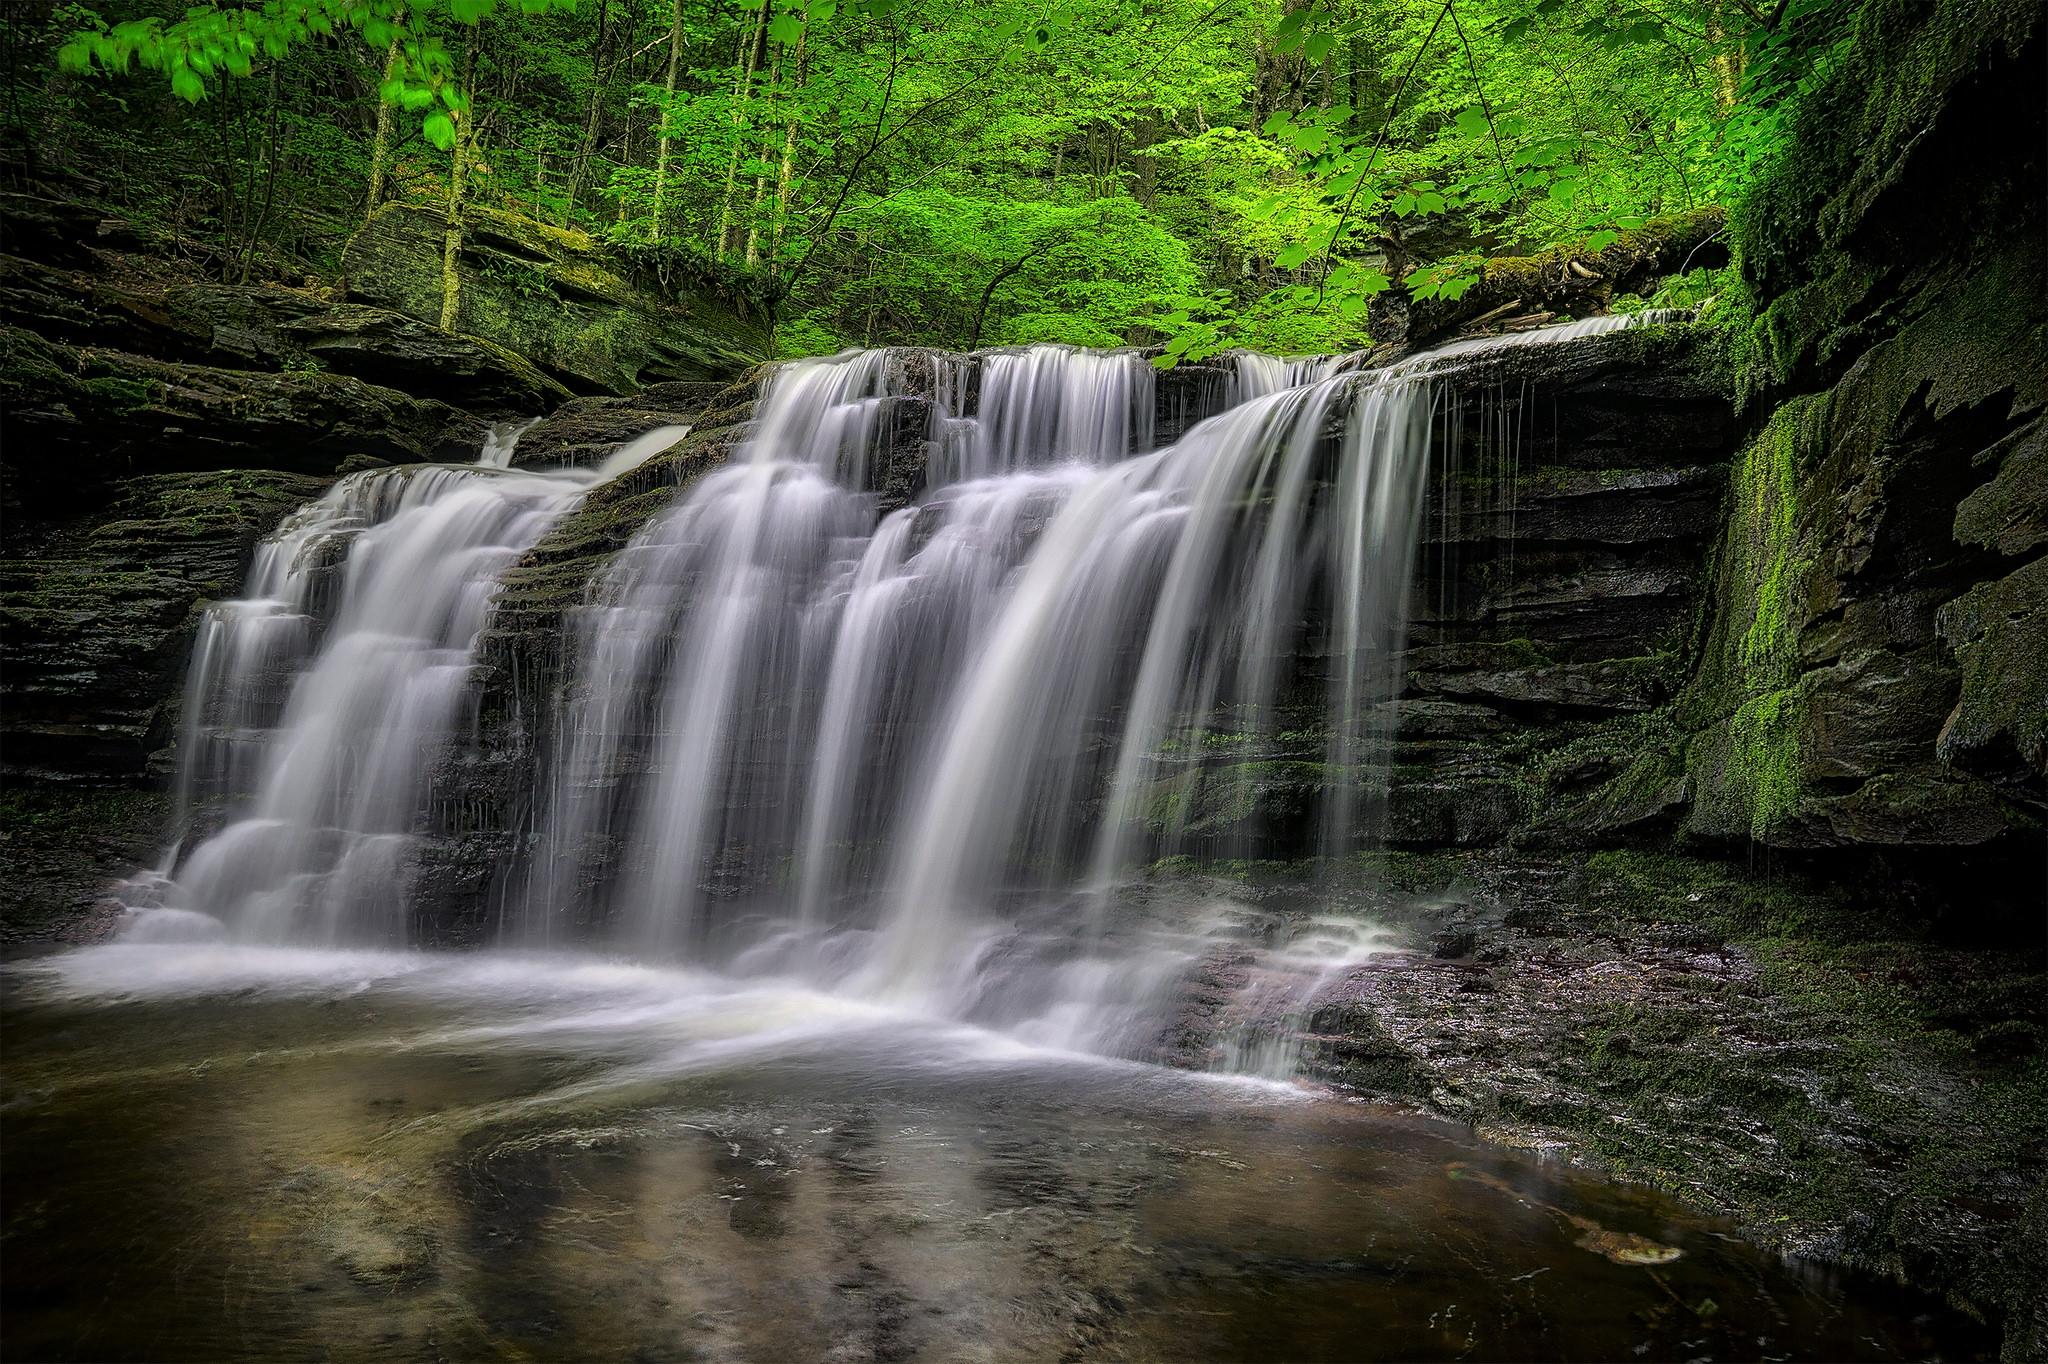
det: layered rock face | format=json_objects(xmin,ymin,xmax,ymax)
[
  {"xmin": 343, "ymin": 204, "xmax": 774, "ymax": 396},
  {"xmin": 1675, "ymin": 0, "xmax": 2044, "ymax": 899},
  {"xmin": 0, "ymin": 192, "xmax": 769, "ymax": 937}
]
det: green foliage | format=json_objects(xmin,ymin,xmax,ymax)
[
  {"xmin": 54, "ymin": 0, "xmax": 546, "ymax": 145},
  {"xmin": 18, "ymin": 0, "xmax": 1858, "ymax": 349}
]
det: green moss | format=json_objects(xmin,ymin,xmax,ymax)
[
  {"xmin": 1736, "ymin": 0, "xmax": 2039, "ymax": 298},
  {"xmin": 78, "ymin": 373, "xmax": 160, "ymax": 414},
  {"xmin": 1564, "ymin": 853, "xmax": 2048, "ymax": 1278},
  {"xmin": 1142, "ymin": 758, "xmax": 1332, "ymax": 837},
  {"xmin": 1734, "ymin": 397, "xmax": 1818, "ymax": 679},
  {"xmin": 1729, "ymin": 688, "xmax": 1802, "ymax": 839}
]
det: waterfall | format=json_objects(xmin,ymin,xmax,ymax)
[
  {"xmin": 132, "ymin": 315, "xmax": 1672, "ymax": 1066},
  {"xmin": 130, "ymin": 426, "xmax": 594, "ymax": 943},
  {"xmin": 506, "ymin": 316, "xmax": 1671, "ymax": 1057}
]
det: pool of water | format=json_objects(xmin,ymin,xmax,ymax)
[{"xmin": 0, "ymin": 945, "xmax": 1989, "ymax": 1361}]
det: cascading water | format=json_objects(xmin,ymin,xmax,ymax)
[
  {"xmin": 132, "ymin": 315, "xmax": 1670, "ymax": 1071},
  {"xmin": 128, "ymin": 424, "xmax": 599, "ymax": 944},
  {"xmin": 505, "ymin": 315, "xmax": 1668, "ymax": 1064}
]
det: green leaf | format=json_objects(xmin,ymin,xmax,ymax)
[
  {"xmin": 1585, "ymin": 229, "xmax": 1620, "ymax": 252},
  {"xmin": 424, "ymin": 110, "xmax": 456, "ymax": 150},
  {"xmin": 1453, "ymin": 106, "xmax": 1490, "ymax": 139},
  {"xmin": 1274, "ymin": 241, "xmax": 1315, "ymax": 270},
  {"xmin": 170, "ymin": 65, "xmax": 205, "ymax": 102},
  {"xmin": 768, "ymin": 11, "xmax": 804, "ymax": 43}
]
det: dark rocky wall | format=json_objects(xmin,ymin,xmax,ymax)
[{"xmin": 1674, "ymin": 0, "xmax": 2044, "ymax": 908}]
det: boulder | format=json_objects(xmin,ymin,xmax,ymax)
[{"xmin": 342, "ymin": 203, "xmax": 773, "ymax": 395}]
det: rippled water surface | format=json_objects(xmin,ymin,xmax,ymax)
[{"xmin": 2, "ymin": 946, "xmax": 1989, "ymax": 1362}]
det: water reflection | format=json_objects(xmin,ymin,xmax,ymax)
[{"xmin": 1, "ymin": 947, "xmax": 1988, "ymax": 1362}]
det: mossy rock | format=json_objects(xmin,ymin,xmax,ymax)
[{"xmin": 343, "ymin": 204, "xmax": 773, "ymax": 396}]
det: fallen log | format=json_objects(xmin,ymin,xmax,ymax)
[{"xmin": 1385, "ymin": 205, "xmax": 1728, "ymax": 350}]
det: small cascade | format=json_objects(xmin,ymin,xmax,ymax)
[
  {"xmin": 1226, "ymin": 351, "xmax": 1349, "ymax": 402},
  {"xmin": 595, "ymin": 424, "xmax": 691, "ymax": 480},
  {"xmin": 130, "ymin": 432, "xmax": 593, "ymax": 943},
  {"xmin": 476, "ymin": 417, "xmax": 541, "ymax": 469},
  {"xmin": 964, "ymin": 346, "xmax": 1156, "ymax": 478}
]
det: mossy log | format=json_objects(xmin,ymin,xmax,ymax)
[{"xmin": 1394, "ymin": 206, "xmax": 1729, "ymax": 348}]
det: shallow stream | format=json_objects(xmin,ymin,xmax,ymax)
[{"xmin": 1, "ymin": 945, "xmax": 1989, "ymax": 1361}]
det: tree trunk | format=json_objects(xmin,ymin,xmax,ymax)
[
  {"xmin": 365, "ymin": 34, "xmax": 403, "ymax": 224},
  {"xmin": 439, "ymin": 119, "xmax": 471, "ymax": 330},
  {"xmin": 651, "ymin": 0, "xmax": 686, "ymax": 241},
  {"xmin": 768, "ymin": 32, "xmax": 809, "ymax": 264},
  {"xmin": 1132, "ymin": 114, "xmax": 1156, "ymax": 208},
  {"xmin": 438, "ymin": 44, "xmax": 480, "ymax": 332},
  {"xmin": 965, "ymin": 240, "xmax": 1052, "ymax": 351},
  {"xmin": 565, "ymin": 0, "xmax": 613, "ymax": 212},
  {"xmin": 715, "ymin": 4, "xmax": 769, "ymax": 258},
  {"xmin": 240, "ymin": 62, "xmax": 284, "ymax": 283},
  {"xmin": 743, "ymin": 42, "xmax": 787, "ymax": 266}
]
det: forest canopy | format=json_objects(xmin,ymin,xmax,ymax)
[{"xmin": 8, "ymin": 0, "xmax": 1851, "ymax": 357}]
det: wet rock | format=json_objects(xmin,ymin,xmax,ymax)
[
  {"xmin": 1431, "ymin": 926, "xmax": 1480, "ymax": 959},
  {"xmin": 1285, "ymin": 847, "xmax": 2044, "ymax": 1358},
  {"xmin": 1, "ymin": 468, "xmax": 334, "ymax": 783},
  {"xmin": 510, "ymin": 393, "xmax": 704, "ymax": 470},
  {"xmin": 1936, "ymin": 557, "xmax": 2048, "ymax": 793},
  {"xmin": 0, "ymin": 322, "xmax": 471, "ymax": 520},
  {"xmin": 0, "ymin": 786, "xmax": 169, "ymax": 954},
  {"xmin": 1153, "ymin": 362, "xmax": 1228, "ymax": 443}
]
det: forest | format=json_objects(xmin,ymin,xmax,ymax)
[
  {"xmin": 13, "ymin": 0, "xmax": 1833, "ymax": 355},
  {"xmin": 1, "ymin": 0, "xmax": 2042, "ymax": 1357}
]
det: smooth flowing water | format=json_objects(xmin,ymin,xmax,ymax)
[
  {"xmin": 0, "ymin": 947, "xmax": 1989, "ymax": 1363},
  {"xmin": 15, "ymin": 317, "xmax": 1969, "ymax": 1362},
  {"xmin": 129, "ymin": 423, "xmax": 596, "ymax": 945},
  {"xmin": 117, "ymin": 317, "xmax": 1687, "ymax": 1070},
  {"xmin": 510, "ymin": 324, "xmax": 1660, "ymax": 1060}
]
